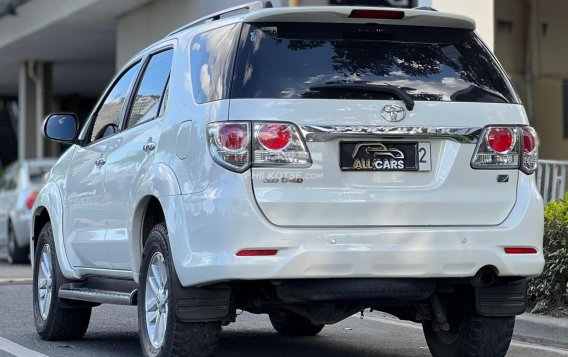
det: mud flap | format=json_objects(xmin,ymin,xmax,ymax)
[{"xmin": 475, "ymin": 278, "xmax": 527, "ymax": 316}]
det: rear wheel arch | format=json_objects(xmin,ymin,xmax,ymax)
[{"xmin": 132, "ymin": 196, "xmax": 166, "ymax": 275}]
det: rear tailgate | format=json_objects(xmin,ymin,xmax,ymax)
[
  {"xmin": 230, "ymin": 99, "xmax": 524, "ymax": 227},
  {"xmin": 227, "ymin": 15, "xmax": 525, "ymax": 227}
]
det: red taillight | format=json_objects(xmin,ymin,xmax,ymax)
[
  {"xmin": 504, "ymin": 247, "xmax": 537, "ymax": 254},
  {"xmin": 207, "ymin": 121, "xmax": 311, "ymax": 172},
  {"xmin": 522, "ymin": 128, "xmax": 537, "ymax": 153},
  {"xmin": 487, "ymin": 128, "xmax": 514, "ymax": 153},
  {"xmin": 236, "ymin": 249, "xmax": 278, "ymax": 256},
  {"xmin": 258, "ymin": 124, "xmax": 291, "ymax": 151},
  {"xmin": 349, "ymin": 9, "xmax": 405, "ymax": 20},
  {"xmin": 26, "ymin": 191, "xmax": 39, "ymax": 210},
  {"xmin": 218, "ymin": 124, "xmax": 248, "ymax": 151}
]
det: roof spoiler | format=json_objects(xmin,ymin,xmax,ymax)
[{"xmin": 414, "ymin": 6, "xmax": 438, "ymax": 11}]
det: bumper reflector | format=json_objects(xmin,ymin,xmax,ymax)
[
  {"xmin": 504, "ymin": 247, "xmax": 537, "ymax": 254},
  {"xmin": 236, "ymin": 249, "xmax": 278, "ymax": 256}
]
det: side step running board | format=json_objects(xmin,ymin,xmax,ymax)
[{"xmin": 59, "ymin": 278, "xmax": 138, "ymax": 306}]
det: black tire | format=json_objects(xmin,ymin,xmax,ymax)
[
  {"xmin": 269, "ymin": 312, "xmax": 325, "ymax": 337},
  {"xmin": 423, "ymin": 304, "xmax": 515, "ymax": 357},
  {"xmin": 7, "ymin": 222, "xmax": 28, "ymax": 264},
  {"xmin": 138, "ymin": 223, "xmax": 221, "ymax": 357},
  {"xmin": 33, "ymin": 223, "xmax": 92, "ymax": 340}
]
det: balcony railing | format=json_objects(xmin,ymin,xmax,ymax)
[{"xmin": 537, "ymin": 160, "xmax": 568, "ymax": 203}]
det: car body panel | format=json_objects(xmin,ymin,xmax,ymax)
[
  {"xmin": 166, "ymin": 166, "xmax": 544, "ymax": 287},
  {"xmin": 63, "ymin": 141, "xmax": 112, "ymax": 269},
  {"xmin": 104, "ymin": 119, "xmax": 163, "ymax": 270},
  {"xmin": 0, "ymin": 160, "xmax": 55, "ymax": 248},
  {"xmin": 32, "ymin": 6, "xmax": 544, "ymax": 290}
]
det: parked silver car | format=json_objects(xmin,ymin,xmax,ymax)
[{"xmin": 0, "ymin": 159, "xmax": 56, "ymax": 263}]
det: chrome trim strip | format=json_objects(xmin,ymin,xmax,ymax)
[{"xmin": 299, "ymin": 126, "xmax": 482, "ymax": 144}]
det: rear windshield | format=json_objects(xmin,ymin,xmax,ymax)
[{"xmin": 231, "ymin": 23, "xmax": 519, "ymax": 104}]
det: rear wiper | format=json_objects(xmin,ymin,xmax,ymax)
[{"xmin": 309, "ymin": 83, "xmax": 415, "ymax": 110}]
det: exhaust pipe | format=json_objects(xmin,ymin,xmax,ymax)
[{"xmin": 470, "ymin": 267, "xmax": 497, "ymax": 287}]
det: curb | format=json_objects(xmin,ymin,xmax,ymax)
[{"xmin": 513, "ymin": 313, "xmax": 568, "ymax": 349}]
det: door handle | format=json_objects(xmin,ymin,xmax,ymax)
[
  {"xmin": 143, "ymin": 142, "xmax": 156, "ymax": 152},
  {"xmin": 95, "ymin": 157, "xmax": 106, "ymax": 167}
]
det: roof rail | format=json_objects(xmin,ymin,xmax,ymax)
[{"xmin": 168, "ymin": 1, "xmax": 272, "ymax": 36}]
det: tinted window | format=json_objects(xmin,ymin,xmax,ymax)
[
  {"xmin": 158, "ymin": 81, "xmax": 169, "ymax": 118},
  {"xmin": 232, "ymin": 23, "xmax": 519, "ymax": 104},
  {"xmin": 190, "ymin": 24, "xmax": 240, "ymax": 104},
  {"xmin": 90, "ymin": 62, "xmax": 142, "ymax": 142},
  {"xmin": 127, "ymin": 50, "xmax": 174, "ymax": 128}
]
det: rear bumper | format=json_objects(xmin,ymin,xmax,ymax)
[
  {"xmin": 165, "ymin": 171, "xmax": 544, "ymax": 287},
  {"xmin": 12, "ymin": 209, "xmax": 31, "ymax": 248}
]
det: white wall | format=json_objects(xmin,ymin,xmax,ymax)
[
  {"xmin": 419, "ymin": 0, "xmax": 494, "ymax": 50},
  {"xmin": 116, "ymin": 0, "xmax": 283, "ymax": 68}
]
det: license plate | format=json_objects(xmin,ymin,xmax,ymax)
[{"xmin": 340, "ymin": 141, "xmax": 431, "ymax": 172}]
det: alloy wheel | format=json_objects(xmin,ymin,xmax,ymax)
[
  {"xmin": 145, "ymin": 251, "xmax": 169, "ymax": 349},
  {"xmin": 37, "ymin": 244, "xmax": 53, "ymax": 320}
]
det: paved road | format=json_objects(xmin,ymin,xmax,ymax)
[{"xmin": 1, "ymin": 250, "xmax": 567, "ymax": 357}]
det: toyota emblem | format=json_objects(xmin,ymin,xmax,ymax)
[{"xmin": 381, "ymin": 104, "xmax": 406, "ymax": 122}]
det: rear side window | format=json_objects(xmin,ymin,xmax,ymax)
[
  {"xmin": 190, "ymin": 24, "xmax": 240, "ymax": 104},
  {"xmin": 127, "ymin": 49, "xmax": 174, "ymax": 128},
  {"xmin": 231, "ymin": 23, "xmax": 519, "ymax": 104}
]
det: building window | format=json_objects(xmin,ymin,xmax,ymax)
[{"xmin": 564, "ymin": 80, "xmax": 568, "ymax": 138}]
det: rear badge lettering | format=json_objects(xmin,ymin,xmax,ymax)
[{"xmin": 263, "ymin": 177, "xmax": 304, "ymax": 184}]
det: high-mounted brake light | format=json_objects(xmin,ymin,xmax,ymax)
[
  {"xmin": 207, "ymin": 121, "xmax": 311, "ymax": 173},
  {"xmin": 471, "ymin": 126, "xmax": 539, "ymax": 174},
  {"xmin": 349, "ymin": 9, "xmax": 405, "ymax": 20}
]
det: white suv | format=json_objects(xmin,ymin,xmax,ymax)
[{"xmin": 32, "ymin": 3, "xmax": 544, "ymax": 357}]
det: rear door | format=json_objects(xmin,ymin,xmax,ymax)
[
  {"xmin": 229, "ymin": 22, "xmax": 523, "ymax": 227},
  {"xmin": 103, "ymin": 47, "xmax": 174, "ymax": 270}
]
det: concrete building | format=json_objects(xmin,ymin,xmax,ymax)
[{"xmin": 0, "ymin": 0, "xmax": 565, "ymax": 167}]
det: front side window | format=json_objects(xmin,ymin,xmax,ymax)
[
  {"xmin": 89, "ymin": 62, "xmax": 142, "ymax": 143},
  {"xmin": 231, "ymin": 23, "xmax": 519, "ymax": 104},
  {"xmin": 190, "ymin": 24, "xmax": 240, "ymax": 104},
  {"xmin": 126, "ymin": 49, "xmax": 174, "ymax": 128}
]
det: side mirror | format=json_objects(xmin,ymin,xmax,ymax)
[
  {"xmin": 43, "ymin": 113, "xmax": 79, "ymax": 144},
  {"xmin": 93, "ymin": 123, "xmax": 119, "ymax": 141}
]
